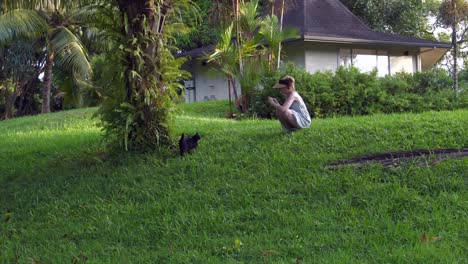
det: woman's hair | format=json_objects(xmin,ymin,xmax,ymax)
[{"xmin": 278, "ymin": 75, "xmax": 295, "ymax": 91}]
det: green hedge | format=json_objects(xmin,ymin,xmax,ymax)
[{"xmin": 251, "ymin": 63, "xmax": 468, "ymax": 119}]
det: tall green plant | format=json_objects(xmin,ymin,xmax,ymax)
[
  {"xmin": 0, "ymin": 2, "xmax": 92, "ymax": 113},
  {"xmin": 207, "ymin": 23, "xmax": 256, "ymax": 110},
  {"xmin": 91, "ymin": 0, "xmax": 195, "ymax": 151},
  {"xmin": 208, "ymin": 0, "xmax": 298, "ymax": 112},
  {"xmin": 437, "ymin": 0, "xmax": 468, "ymax": 93},
  {"xmin": 0, "ymin": 39, "xmax": 44, "ymax": 119},
  {"xmin": 258, "ymin": 14, "xmax": 298, "ymax": 69}
]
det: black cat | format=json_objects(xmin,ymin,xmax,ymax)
[{"xmin": 179, "ymin": 133, "xmax": 201, "ymax": 156}]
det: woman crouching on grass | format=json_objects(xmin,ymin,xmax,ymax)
[{"xmin": 267, "ymin": 75, "xmax": 311, "ymax": 132}]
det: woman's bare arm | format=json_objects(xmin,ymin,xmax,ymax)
[{"xmin": 277, "ymin": 92, "xmax": 297, "ymax": 111}]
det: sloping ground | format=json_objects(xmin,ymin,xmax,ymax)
[
  {"xmin": 329, "ymin": 148, "xmax": 468, "ymax": 168},
  {"xmin": 0, "ymin": 105, "xmax": 467, "ymax": 263}
]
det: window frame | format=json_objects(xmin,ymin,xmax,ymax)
[{"xmin": 338, "ymin": 48, "xmax": 390, "ymax": 76}]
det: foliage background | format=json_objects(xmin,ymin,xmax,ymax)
[{"xmin": 251, "ymin": 63, "xmax": 468, "ymax": 119}]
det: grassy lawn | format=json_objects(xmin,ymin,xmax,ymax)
[{"xmin": 1, "ymin": 100, "xmax": 467, "ymax": 263}]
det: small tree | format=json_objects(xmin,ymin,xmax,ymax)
[
  {"xmin": 0, "ymin": 39, "xmax": 44, "ymax": 119},
  {"xmin": 92, "ymin": 0, "xmax": 194, "ymax": 151},
  {"xmin": 0, "ymin": 1, "xmax": 92, "ymax": 113},
  {"xmin": 437, "ymin": 0, "xmax": 468, "ymax": 93},
  {"xmin": 258, "ymin": 14, "xmax": 298, "ymax": 70},
  {"xmin": 206, "ymin": 24, "xmax": 248, "ymax": 114},
  {"xmin": 207, "ymin": 0, "xmax": 298, "ymax": 112}
]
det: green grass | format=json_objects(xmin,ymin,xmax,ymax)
[{"xmin": 1, "ymin": 101, "xmax": 467, "ymax": 263}]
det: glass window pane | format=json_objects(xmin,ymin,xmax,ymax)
[
  {"xmin": 353, "ymin": 49, "xmax": 376, "ymax": 73},
  {"xmin": 377, "ymin": 51, "xmax": 389, "ymax": 76},
  {"xmin": 339, "ymin": 49, "xmax": 352, "ymax": 67}
]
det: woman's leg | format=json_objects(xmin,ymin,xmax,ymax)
[{"xmin": 276, "ymin": 108, "xmax": 298, "ymax": 131}]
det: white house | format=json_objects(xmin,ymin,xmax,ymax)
[{"xmin": 177, "ymin": 0, "xmax": 451, "ymax": 102}]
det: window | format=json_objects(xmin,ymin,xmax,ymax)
[
  {"xmin": 377, "ymin": 50, "xmax": 389, "ymax": 76},
  {"xmin": 338, "ymin": 49, "xmax": 389, "ymax": 76},
  {"xmin": 339, "ymin": 49, "xmax": 352, "ymax": 67},
  {"xmin": 353, "ymin": 49, "xmax": 378, "ymax": 73}
]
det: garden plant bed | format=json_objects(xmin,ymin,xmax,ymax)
[{"xmin": 328, "ymin": 148, "xmax": 468, "ymax": 168}]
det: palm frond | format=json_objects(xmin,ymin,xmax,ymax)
[
  {"xmin": 50, "ymin": 26, "xmax": 91, "ymax": 79},
  {"xmin": 238, "ymin": 57, "xmax": 265, "ymax": 95},
  {"xmin": 258, "ymin": 14, "xmax": 299, "ymax": 62},
  {"xmin": 239, "ymin": 0, "xmax": 261, "ymax": 37},
  {"xmin": 206, "ymin": 23, "xmax": 240, "ymax": 77},
  {"xmin": 1, "ymin": 0, "xmax": 99, "ymax": 12},
  {"xmin": 82, "ymin": 26, "xmax": 117, "ymax": 52},
  {"xmin": 0, "ymin": 9, "xmax": 47, "ymax": 43},
  {"xmin": 71, "ymin": 3, "xmax": 121, "ymax": 35},
  {"xmin": 54, "ymin": 72, "xmax": 83, "ymax": 109}
]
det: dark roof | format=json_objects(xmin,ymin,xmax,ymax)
[
  {"xmin": 177, "ymin": 0, "xmax": 451, "ymax": 57},
  {"xmin": 174, "ymin": 44, "xmax": 215, "ymax": 58},
  {"xmin": 286, "ymin": 0, "xmax": 451, "ymax": 48}
]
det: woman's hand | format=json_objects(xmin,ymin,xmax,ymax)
[{"xmin": 268, "ymin": 96, "xmax": 279, "ymax": 106}]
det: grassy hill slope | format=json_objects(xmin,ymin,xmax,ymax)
[{"xmin": 1, "ymin": 101, "xmax": 467, "ymax": 263}]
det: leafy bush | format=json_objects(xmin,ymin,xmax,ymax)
[
  {"xmin": 332, "ymin": 67, "xmax": 385, "ymax": 116},
  {"xmin": 379, "ymin": 73, "xmax": 412, "ymax": 95},
  {"xmin": 249, "ymin": 69, "xmax": 282, "ymax": 118},
  {"xmin": 251, "ymin": 63, "xmax": 465, "ymax": 119},
  {"xmin": 411, "ymin": 68, "xmax": 453, "ymax": 94}
]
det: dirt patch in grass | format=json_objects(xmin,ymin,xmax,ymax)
[{"xmin": 328, "ymin": 148, "xmax": 468, "ymax": 169}]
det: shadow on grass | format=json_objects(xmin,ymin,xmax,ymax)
[{"xmin": 328, "ymin": 148, "xmax": 468, "ymax": 169}]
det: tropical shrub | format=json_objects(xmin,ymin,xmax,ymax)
[
  {"xmin": 81, "ymin": 0, "xmax": 195, "ymax": 152},
  {"xmin": 251, "ymin": 63, "xmax": 466, "ymax": 119},
  {"xmin": 411, "ymin": 68, "xmax": 453, "ymax": 94},
  {"xmin": 207, "ymin": 0, "xmax": 299, "ymax": 112},
  {"xmin": 250, "ymin": 70, "xmax": 282, "ymax": 118},
  {"xmin": 379, "ymin": 73, "xmax": 412, "ymax": 95},
  {"xmin": 332, "ymin": 67, "xmax": 385, "ymax": 115}
]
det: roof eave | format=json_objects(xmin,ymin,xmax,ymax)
[{"xmin": 303, "ymin": 35, "xmax": 452, "ymax": 49}]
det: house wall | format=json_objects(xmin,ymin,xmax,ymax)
[
  {"xmin": 304, "ymin": 43, "xmax": 339, "ymax": 73},
  {"xmin": 295, "ymin": 42, "xmax": 419, "ymax": 75},
  {"xmin": 183, "ymin": 60, "xmax": 235, "ymax": 103},
  {"xmin": 183, "ymin": 43, "xmax": 421, "ymax": 102},
  {"xmin": 282, "ymin": 41, "xmax": 306, "ymax": 68}
]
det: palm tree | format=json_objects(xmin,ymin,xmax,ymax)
[
  {"xmin": 207, "ymin": 23, "xmax": 256, "ymax": 113},
  {"xmin": 1, "ymin": 38, "xmax": 45, "ymax": 119},
  {"xmin": 438, "ymin": 0, "xmax": 468, "ymax": 94},
  {"xmin": 0, "ymin": 1, "xmax": 92, "ymax": 113},
  {"xmin": 73, "ymin": 0, "xmax": 195, "ymax": 151},
  {"xmin": 208, "ymin": 0, "xmax": 299, "ymax": 112},
  {"xmin": 2, "ymin": 0, "xmax": 198, "ymax": 151},
  {"xmin": 258, "ymin": 14, "xmax": 299, "ymax": 69}
]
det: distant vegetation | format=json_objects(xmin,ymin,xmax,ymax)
[
  {"xmin": 252, "ymin": 63, "xmax": 468, "ymax": 119},
  {"xmin": 0, "ymin": 0, "xmax": 466, "ymax": 153}
]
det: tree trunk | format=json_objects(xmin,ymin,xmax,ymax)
[
  {"xmin": 42, "ymin": 49, "xmax": 54, "ymax": 113},
  {"xmin": 115, "ymin": 0, "xmax": 174, "ymax": 149},
  {"xmin": 3, "ymin": 81, "xmax": 21, "ymax": 119},
  {"xmin": 227, "ymin": 76, "xmax": 233, "ymax": 114},
  {"xmin": 452, "ymin": 23, "xmax": 458, "ymax": 93},
  {"xmin": 117, "ymin": 0, "xmax": 160, "ymax": 115},
  {"xmin": 277, "ymin": 0, "xmax": 285, "ymax": 69},
  {"xmin": 230, "ymin": 77, "xmax": 239, "ymax": 101}
]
